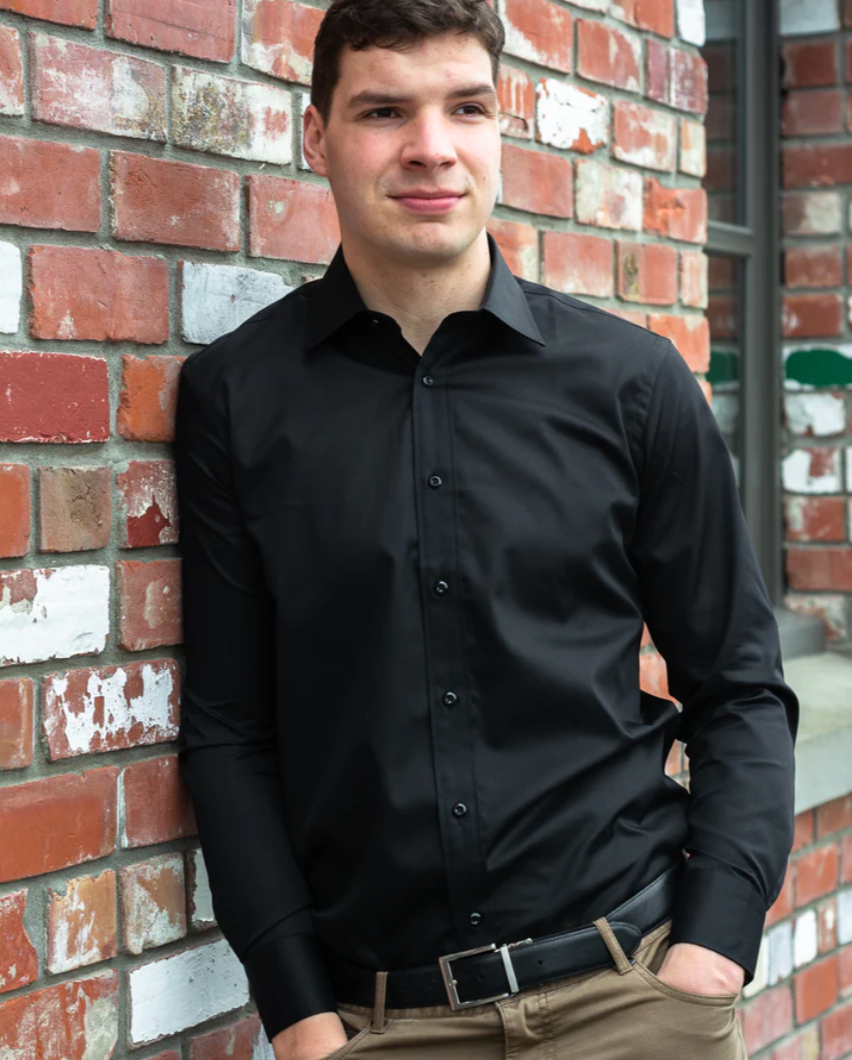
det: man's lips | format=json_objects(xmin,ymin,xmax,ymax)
[{"xmin": 391, "ymin": 192, "xmax": 465, "ymax": 212}]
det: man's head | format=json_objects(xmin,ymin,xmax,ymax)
[{"xmin": 303, "ymin": 0, "xmax": 505, "ymax": 270}]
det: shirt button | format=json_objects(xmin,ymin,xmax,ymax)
[
  {"xmin": 428, "ymin": 474, "xmax": 443, "ymax": 489},
  {"xmin": 422, "ymin": 375, "xmax": 434, "ymax": 387},
  {"xmin": 452, "ymin": 803, "xmax": 468, "ymax": 817},
  {"xmin": 371, "ymin": 318, "xmax": 380, "ymax": 326},
  {"xmin": 434, "ymin": 580, "xmax": 449, "ymax": 596},
  {"xmin": 443, "ymin": 691, "xmax": 458, "ymax": 707},
  {"xmin": 469, "ymin": 912, "xmax": 482, "ymax": 926}
]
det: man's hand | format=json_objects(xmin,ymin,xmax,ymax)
[
  {"xmin": 271, "ymin": 1011, "xmax": 349, "ymax": 1060},
  {"xmin": 655, "ymin": 942, "xmax": 746, "ymax": 997}
]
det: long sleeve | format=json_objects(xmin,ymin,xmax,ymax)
[
  {"xmin": 173, "ymin": 352, "xmax": 338, "ymax": 1041},
  {"xmin": 630, "ymin": 340, "xmax": 800, "ymax": 984}
]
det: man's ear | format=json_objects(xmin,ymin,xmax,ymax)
[{"xmin": 303, "ymin": 104, "xmax": 330, "ymax": 178}]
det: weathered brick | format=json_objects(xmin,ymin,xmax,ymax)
[
  {"xmin": 498, "ymin": 64, "xmax": 535, "ymax": 140},
  {"xmin": 0, "ymin": 891, "xmax": 38, "ymax": 992},
  {"xmin": 822, "ymin": 1002, "xmax": 852, "ymax": 1060},
  {"xmin": 29, "ymin": 246, "xmax": 169, "ymax": 344},
  {"xmin": 187, "ymin": 848, "xmax": 214, "ymax": 929},
  {"xmin": 782, "ymin": 190, "xmax": 842, "ymax": 235},
  {"xmin": 117, "ymin": 558, "xmax": 182, "ymax": 652},
  {"xmin": 111, "ymin": 152, "xmax": 240, "ymax": 252},
  {"xmin": 119, "ymin": 854, "xmax": 186, "ymax": 954},
  {"xmin": 188, "ymin": 1016, "xmax": 265, "ymax": 1060},
  {"xmin": 248, "ymin": 175, "xmax": 340, "ymax": 263},
  {"xmin": 780, "ymin": 0, "xmax": 839, "ymax": 36},
  {"xmin": 117, "ymin": 355, "xmax": 185, "ymax": 444},
  {"xmin": 742, "ymin": 984, "xmax": 794, "ymax": 1055},
  {"xmin": 782, "ymin": 448, "xmax": 842, "ymax": 493},
  {"xmin": 0, "ymin": 678, "xmax": 33, "ymax": 770},
  {"xmin": 117, "ymin": 460, "xmax": 179, "ymax": 548},
  {"xmin": 181, "ymin": 262, "xmax": 290, "ymax": 346},
  {"xmin": 44, "ymin": 659, "xmax": 180, "ymax": 761},
  {"xmin": 785, "ymin": 497, "xmax": 846, "ymax": 542},
  {"xmin": 577, "ymin": 19, "xmax": 641, "ymax": 93},
  {"xmin": 648, "ymin": 313, "xmax": 709, "ymax": 371},
  {"xmin": 617, "ymin": 241, "xmax": 677, "ymax": 306},
  {"xmin": 613, "ymin": 100, "xmax": 676, "ymax": 171},
  {"xmin": 680, "ymin": 250, "xmax": 707, "ymax": 308},
  {"xmin": 788, "ymin": 549, "xmax": 852, "ymax": 592},
  {"xmin": 0, "ymin": 768, "xmax": 118, "ymax": 881},
  {"xmin": 782, "ymin": 89, "xmax": 844, "ymax": 137},
  {"xmin": 501, "ymin": 0, "xmax": 573, "ymax": 74},
  {"xmin": 679, "ymin": 118, "xmax": 706, "ymax": 176},
  {"xmin": 784, "ymin": 245, "xmax": 843, "ymax": 288},
  {"xmin": 242, "ymin": 0, "xmax": 325, "ymax": 84},
  {"xmin": 783, "ymin": 593, "xmax": 848, "ymax": 641},
  {"xmin": 766, "ymin": 863, "xmax": 795, "ymax": 928},
  {"xmin": 0, "ymin": 464, "xmax": 29, "ymax": 559},
  {"xmin": 486, "ymin": 217, "xmax": 538, "ymax": 281},
  {"xmin": 0, "ymin": 351, "xmax": 109, "ymax": 443},
  {"xmin": 671, "ymin": 47, "xmax": 707, "ymax": 113},
  {"xmin": 795, "ymin": 954, "xmax": 838, "ymax": 1022},
  {"xmin": 0, "ymin": 26, "xmax": 23, "ymax": 116},
  {"xmin": 0, "ymin": 243, "xmax": 21, "ymax": 335},
  {"xmin": 542, "ymin": 230, "xmax": 614, "ymax": 298},
  {"xmin": 576, "ymin": 160, "xmax": 643, "ymax": 230},
  {"xmin": 38, "ymin": 466, "xmax": 111, "ymax": 553},
  {"xmin": 536, "ymin": 78, "xmax": 609, "ymax": 153},
  {"xmin": 0, "ymin": 137, "xmax": 101, "ymax": 232},
  {"xmin": 172, "ymin": 66, "xmax": 291, "ymax": 164},
  {"xmin": 644, "ymin": 177, "xmax": 707, "ymax": 242},
  {"xmin": 612, "ymin": 0, "xmax": 675, "ymax": 36},
  {"xmin": 121, "ymin": 754, "xmax": 195, "ymax": 848},
  {"xmin": 31, "ymin": 33, "xmax": 167, "ymax": 141},
  {"xmin": 818, "ymin": 795, "xmax": 852, "ymax": 838},
  {"xmin": 646, "ymin": 38, "xmax": 671, "ymax": 104},
  {"xmin": 106, "ymin": 0, "xmax": 236, "ymax": 62},
  {"xmin": 783, "ymin": 294, "xmax": 843, "ymax": 338},
  {"xmin": 782, "ymin": 41, "xmax": 839, "ymax": 87},
  {"xmin": 0, "ymin": 0, "xmax": 97, "ymax": 28},
  {"xmin": 784, "ymin": 143, "xmax": 852, "ymax": 187},
  {"xmin": 0, "ymin": 972, "xmax": 118, "ymax": 1054},
  {"xmin": 501, "ymin": 143, "xmax": 573, "ymax": 219},
  {"xmin": 47, "ymin": 870, "xmax": 117, "ymax": 974}
]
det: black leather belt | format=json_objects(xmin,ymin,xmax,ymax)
[{"xmin": 327, "ymin": 857, "xmax": 684, "ymax": 1011}]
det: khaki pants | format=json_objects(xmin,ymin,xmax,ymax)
[{"xmin": 327, "ymin": 917, "xmax": 749, "ymax": 1059}]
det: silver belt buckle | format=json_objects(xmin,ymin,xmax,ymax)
[{"xmin": 437, "ymin": 937, "xmax": 533, "ymax": 1010}]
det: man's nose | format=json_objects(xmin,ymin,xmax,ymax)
[{"xmin": 400, "ymin": 112, "xmax": 458, "ymax": 168}]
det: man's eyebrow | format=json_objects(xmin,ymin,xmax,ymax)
[{"xmin": 345, "ymin": 83, "xmax": 499, "ymax": 110}]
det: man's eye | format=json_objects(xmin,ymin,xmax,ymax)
[{"xmin": 364, "ymin": 104, "xmax": 486, "ymax": 119}]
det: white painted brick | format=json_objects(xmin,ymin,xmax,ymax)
[
  {"xmin": 785, "ymin": 393, "xmax": 846, "ymax": 437},
  {"xmin": 839, "ymin": 887, "xmax": 852, "ymax": 945},
  {"xmin": 743, "ymin": 932, "xmax": 768, "ymax": 998},
  {"xmin": 767, "ymin": 921, "xmax": 793, "ymax": 985},
  {"xmin": 780, "ymin": 0, "xmax": 840, "ymax": 36},
  {"xmin": 677, "ymin": 0, "xmax": 706, "ymax": 45},
  {"xmin": 794, "ymin": 909, "xmax": 818, "ymax": 968},
  {"xmin": 188, "ymin": 848, "xmax": 216, "ymax": 930},
  {"xmin": 575, "ymin": 160, "xmax": 643, "ymax": 231},
  {"xmin": 128, "ymin": 938, "xmax": 249, "ymax": 1045},
  {"xmin": 782, "ymin": 449, "xmax": 842, "ymax": 493},
  {"xmin": 181, "ymin": 263, "xmax": 292, "ymax": 346},
  {"xmin": 566, "ymin": 0, "xmax": 609, "ymax": 10},
  {"xmin": 536, "ymin": 79, "xmax": 609, "ymax": 153},
  {"xmin": 0, "ymin": 242, "xmax": 22, "ymax": 334},
  {"xmin": 846, "ymin": 448, "xmax": 852, "ymax": 493},
  {"xmin": 0, "ymin": 566, "xmax": 110, "ymax": 668}
]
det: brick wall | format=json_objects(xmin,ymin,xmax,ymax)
[{"xmin": 0, "ymin": 0, "xmax": 829, "ymax": 1055}]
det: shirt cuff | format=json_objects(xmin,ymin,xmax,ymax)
[
  {"xmin": 667, "ymin": 862, "xmax": 767, "ymax": 986},
  {"xmin": 242, "ymin": 919, "xmax": 340, "ymax": 1042}
]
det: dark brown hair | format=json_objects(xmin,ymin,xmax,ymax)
[{"xmin": 311, "ymin": 0, "xmax": 506, "ymax": 124}]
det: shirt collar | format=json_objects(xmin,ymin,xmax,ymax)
[{"xmin": 304, "ymin": 230, "xmax": 546, "ymax": 351}]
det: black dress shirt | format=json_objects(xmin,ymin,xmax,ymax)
[{"xmin": 174, "ymin": 232, "xmax": 799, "ymax": 1043}]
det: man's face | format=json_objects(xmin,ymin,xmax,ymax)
[{"xmin": 303, "ymin": 32, "xmax": 502, "ymax": 267}]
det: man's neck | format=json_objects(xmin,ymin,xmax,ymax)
[{"xmin": 341, "ymin": 233, "xmax": 492, "ymax": 356}]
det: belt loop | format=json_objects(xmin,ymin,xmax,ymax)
[
  {"xmin": 370, "ymin": 970, "xmax": 389, "ymax": 1033},
  {"xmin": 593, "ymin": 917, "xmax": 634, "ymax": 975}
]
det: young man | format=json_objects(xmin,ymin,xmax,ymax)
[{"xmin": 174, "ymin": 2, "xmax": 799, "ymax": 1058}]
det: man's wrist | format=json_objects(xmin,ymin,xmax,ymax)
[{"xmin": 661, "ymin": 942, "xmax": 746, "ymax": 994}]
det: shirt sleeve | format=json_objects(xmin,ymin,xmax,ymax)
[
  {"xmin": 173, "ymin": 351, "xmax": 339, "ymax": 1041},
  {"xmin": 630, "ymin": 339, "xmax": 800, "ymax": 984}
]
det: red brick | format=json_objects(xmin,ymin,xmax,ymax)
[
  {"xmin": 0, "ymin": 351, "xmax": 109, "ymax": 443},
  {"xmin": 613, "ymin": 100, "xmax": 676, "ymax": 171},
  {"xmin": 0, "ymin": 465, "xmax": 29, "ymax": 558},
  {"xmin": 646, "ymin": 39, "xmax": 670, "ymax": 104},
  {"xmin": 618, "ymin": 242, "xmax": 677, "ymax": 305},
  {"xmin": 742, "ymin": 984, "xmax": 794, "ymax": 1055},
  {"xmin": 785, "ymin": 497, "xmax": 846, "ymax": 543},
  {"xmin": 680, "ymin": 250, "xmax": 707, "ymax": 308},
  {"xmin": 122, "ymin": 754, "xmax": 196, "ymax": 847},
  {"xmin": 29, "ymin": 246, "xmax": 169, "ymax": 344},
  {"xmin": 782, "ymin": 294, "xmax": 843, "ymax": 338},
  {"xmin": 611, "ymin": 0, "xmax": 674, "ymax": 37},
  {"xmin": 679, "ymin": 119, "xmax": 706, "ymax": 177},
  {"xmin": 0, "ymin": 971, "xmax": 118, "ymax": 1053},
  {"xmin": 501, "ymin": 143, "xmax": 573, "ymax": 219},
  {"xmin": 120, "ymin": 854, "xmax": 186, "ymax": 954},
  {"xmin": 248, "ymin": 175, "xmax": 340, "ymax": 264},
  {"xmin": 0, "ymin": 26, "xmax": 23, "ymax": 115},
  {"xmin": 644, "ymin": 178, "xmax": 707, "ymax": 243},
  {"xmin": 788, "ymin": 548, "xmax": 852, "ymax": 592},
  {"xmin": 541, "ymin": 231, "xmax": 613, "ymax": 298},
  {"xmin": 784, "ymin": 246, "xmax": 843, "ymax": 289},
  {"xmin": 486, "ymin": 217, "xmax": 538, "ymax": 281},
  {"xmin": 0, "ymin": 0, "xmax": 96, "ymax": 28},
  {"xmin": 795, "ymin": 954, "xmax": 838, "ymax": 1022},
  {"xmin": 577, "ymin": 19, "xmax": 641, "ymax": 93},
  {"xmin": 844, "ymin": 834, "xmax": 852, "ymax": 884},
  {"xmin": 38, "ymin": 466, "xmax": 111, "ymax": 553},
  {"xmin": 111, "ymin": 152, "xmax": 240, "ymax": 251},
  {"xmin": 117, "ymin": 460, "xmax": 178, "ymax": 548},
  {"xmin": 822, "ymin": 1001, "xmax": 852, "ymax": 1060},
  {"xmin": 648, "ymin": 314, "xmax": 709, "ymax": 371},
  {"xmin": 0, "ymin": 768, "xmax": 118, "ymax": 882},
  {"xmin": 0, "ymin": 890, "xmax": 38, "ymax": 992},
  {"xmin": 782, "ymin": 89, "xmax": 844, "ymax": 137},
  {"xmin": 242, "ymin": 0, "xmax": 326, "ymax": 83},
  {"xmin": 782, "ymin": 41, "xmax": 839, "ymax": 88},
  {"xmin": 47, "ymin": 871, "xmax": 117, "ymax": 974},
  {"xmin": 117, "ymin": 355, "xmax": 185, "ymax": 444},
  {"xmin": 671, "ymin": 48, "xmax": 708, "ymax": 114},
  {"xmin": 31, "ymin": 33, "xmax": 167, "ymax": 140},
  {"xmin": 106, "ymin": 0, "xmax": 235, "ymax": 62},
  {"xmin": 501, "ymin": 0, "xmax": 573, "ymax": 74},
  {"xmin": 117, "ymin": 559, "xmax": 182, "ymax": 651},
  {"xmin": 784, "ymin": 143, "xmax": 852, "ymax": 187},
  {"xmin": 841, "ymin": 942, "xmax": 852, "ymax": 995},
  {"xmin": 795, "ymin": 842, "xmax": 840, "ymax": 906},
  {"xmin": 190, "ymin": 1016, "xmax": 264, "ymax": 1060},
  {"xmin": 794, "ymin": 810, "xmax": 815, "ymax": 853},
  {"xmin": 770, "ymin": 1027, "xmax": 820, "ymax": 1060},
  {"xmin": 498, "ymin": 64, "xmax": 535, "ymax": 140},
  {"xmin": 817, "ymin": 794, "xmax": 852, "ymax": 837},
  {"xmin": 610, "ymin": 308, "xmax": 648, "ymax": 328},
  {"xmin": 766, "ymin": 861, "xmax": 795, "ymax": 928},
  {"xmin": 0, "ymin": 679, "xmax": 33, "ymax": 770},
  {"xmin": 0, "ymin": 137, "xmax": 101, "ymax": 232}
]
